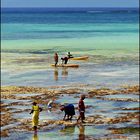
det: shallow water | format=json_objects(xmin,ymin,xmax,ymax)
[
  {"xmin": 1, "ymin": 125, "xmax": 111, "ymax": 140},
  {"xmin": 1, "ymin": 123, "xmax": 21, "ymax": 131},
  {"xmin": 56, "ymin": 94, "xmax": 139, "ymax": 118},
  {"xmin": 15, "ymin": 93, "xmax": 43, "ymax": 97},
  {"xmin": 1, "ymin": 99, "xmax": 31, "ymax": 104},
  {"xmin": 2, "ymin": 92, "xmax": 139, "ymax": 140},
  {"xmin": 1, "ymin": 8, "xmax": 139, "ymax": 139},
  {"xmin": 104, "ymin": 94, "xmax": 139, "ymax": 100},
  {"xmin": 4, "ymin": 94, "xmax": 139, "ymax": 121},
  {"xmin": 1, "ymin": 59, "xmax": 139, "ymax": 88},
  {"xmin": 13, "ymin": 110, "xmax": 63, "ymax": 121},
  {"xmin": 1, "ymin": 8, "xmax": 139, "ymax": 88},
  {"xmin": 2, "ymin": 125, "xmax": 139, "ymax": 140}
]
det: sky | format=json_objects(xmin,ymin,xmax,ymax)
[{"xmin": 1, "ymin": 0, "xmax": 139, "ymax": 8}]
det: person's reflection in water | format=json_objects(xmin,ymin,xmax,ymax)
[
  {"xmin": 62, "ymin": 68, "xmax": 68, "ymax": 79},
  {"xmin": 32, "ymin": 133, "xmax": 39, "ymax": 140},
  {"xmin": 54, "ymin": 68, "xmax": 58, "ymax": 81},
  {"xmin": 78, "ymin": 125, "xmax": 85, "ymax": 140},
  {"xmin": 60, "ymin": 126, "xmax": 75, "ymax": 135}
]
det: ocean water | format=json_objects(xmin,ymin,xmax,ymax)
[{"xmin": 1, "ymin": 8, "xmax": 139, "ymax": 87}]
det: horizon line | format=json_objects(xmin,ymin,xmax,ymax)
[{"xmin": 1, "ymin": 6, "xmax": 139, "ymax": 8}]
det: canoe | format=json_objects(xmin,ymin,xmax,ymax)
[
  {"xmin": 69, "ymin": 56, "xmax": 89, "ymax": 60},
  {"xmin": 51, "ymin": 64, "xmax": 79, "ymax": 68}
]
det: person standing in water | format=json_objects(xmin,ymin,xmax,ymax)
[
  {"xmin": 30, "ymin": 101, "xmax": 42, "ymax": 133},
  {"xmin": 77, "ymin": 95, "xmax": 86, "ymax": 123},
  {"xmin": 54, "ymin": 53, "xmax": 58, "ymax": 66}
]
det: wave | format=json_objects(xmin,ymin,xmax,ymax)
[
  {"xmin": 87, "ymin": 10, "xmax": 138, "ymax": 14},
  {"xmin": 87, "ymin": 11, "xmax": 103, "ymax": 13}
]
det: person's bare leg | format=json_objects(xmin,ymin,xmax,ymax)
[
  {"xmin": 69, "ymin": 115, "xmax": 72, "ymax": 121},
  {"xmin": 77, "ymin": 115, "xmax": 81, "ymax": 122},
  {"xmin": 55, "ymin": 61, "xmax": 58, "ymax": 66},
  {"xmin": 34, "ymin": 126, "xmax": 37, "ymax": 134},
  {"xmin": 66, "ymin": 115, "xmax": 69, "ymax": 120},
  {"xmin": 63, "ymin": 114, "xmax": 66, "ymax": 120},
  {"xmin": 81, "ymin": 113, "xmax": 85, "ymax": 123}
]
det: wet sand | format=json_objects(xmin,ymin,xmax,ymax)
[{"xmin": 1, "ymin": 85, "xmax": 139, "ymax": 139}]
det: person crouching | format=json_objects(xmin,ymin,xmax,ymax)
[
  {"xmin": 60, "ymin": 104, "xmax": 75, "ymax": 120},
  {"xmin": 61, "ymin": 57, "xmax": 68, "ymax": 64}
]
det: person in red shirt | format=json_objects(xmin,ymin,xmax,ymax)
[
  {"xmin": 77, "ymin": 95, "xmax": 86, "ymax": 123},
  {"xmin": 54, "ymin": 53, "xmax": 58, "ymax": 66}
]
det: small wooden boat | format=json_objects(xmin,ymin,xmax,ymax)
[
  {"xmin": 69, "ymin": 56, "xmax": 89, "ymax": 60},
  {"xmin": 51, "ymin": 64, "xmax": 79, "ymax": 68}
]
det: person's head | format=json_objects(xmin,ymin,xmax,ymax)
[
  {"xmin": 33, "ymin": 101, "xmax": 37, "ymax": 105},
  {"xmin": 60, "ymin": 105, "xmax": 65, "ymax": 111},
  {"xmin": 80, "ymin": 95, "xmax": 85, "ymax": 100},
  {"xmin": 68, "ymin": 52, "xmax": 70, "ymax": 54},
  {"xmin": 55, "ymin": 52, "xmax": 58, "ymax": 55}
]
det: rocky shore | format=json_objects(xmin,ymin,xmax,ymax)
[{"xmin": 1, "ymin": 85, "xmax": 139, "ymax": 138}]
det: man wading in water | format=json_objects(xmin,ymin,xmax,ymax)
[
  {"xmin": 54, "ymin": 52, "xmax": 58, "ymax": 66},
  {"xmin": 77, "ymin": 95, "xmax": 86, "ymax": 123}
]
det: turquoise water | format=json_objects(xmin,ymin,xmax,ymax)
[
  {"xmin": 1, "ymin": 8, "xmax": 139, "ymax": 87},
  {"xmin": 1, "ymin": 23, "xmax": 139, "ymax": 56},
  {"xmin": 1, "ymin": 8, "xmax": 139, "ymax": 140}
]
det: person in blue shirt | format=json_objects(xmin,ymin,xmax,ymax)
[{"xmin": 60, "ymin": 104, "xmax": 75, "ymax": 120}]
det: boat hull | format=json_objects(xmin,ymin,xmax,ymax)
[
  {"xmin": 69, "ymin": 56, "xmax": 89, "ymax": 60},
  {"xmin": 51, "ymin": 64, "xmax": 79, "ymax": 68}
]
